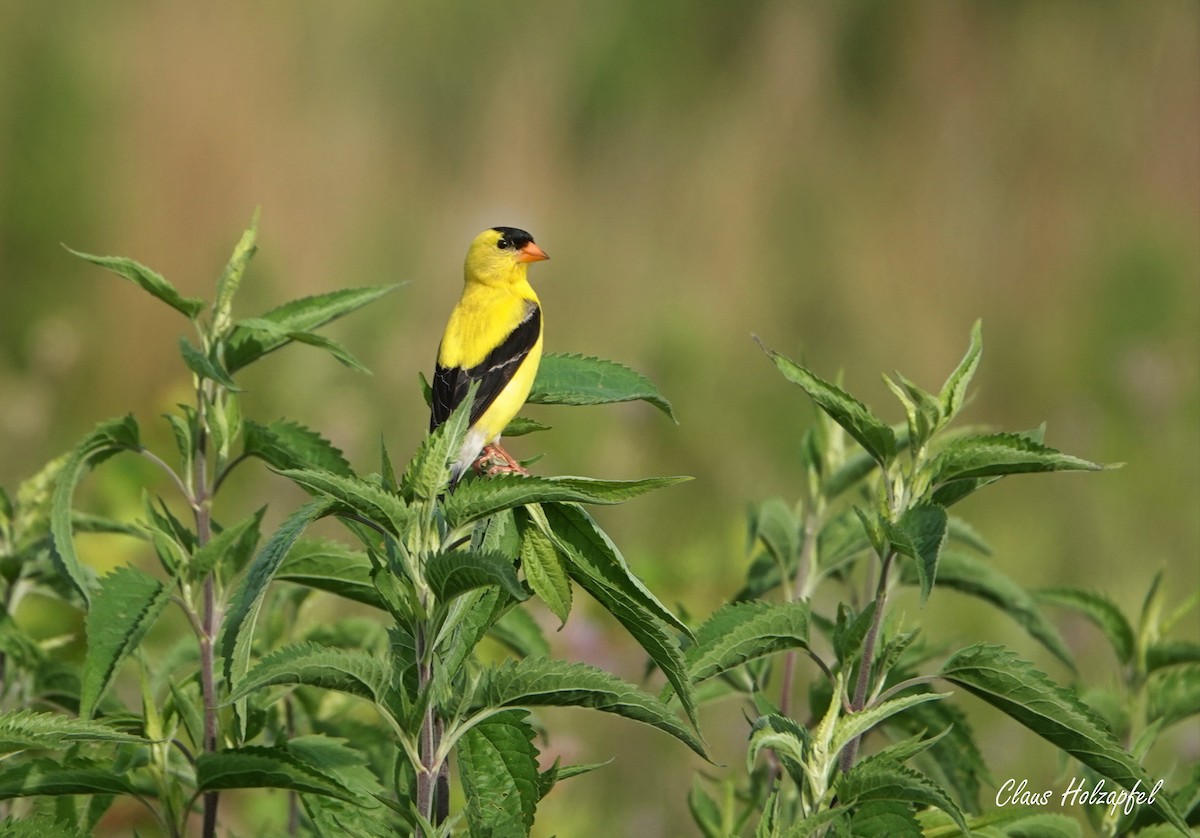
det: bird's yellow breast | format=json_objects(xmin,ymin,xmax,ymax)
[{"xmin": 437, "ymin": 280, "xmax": 540, "ymax": 369}]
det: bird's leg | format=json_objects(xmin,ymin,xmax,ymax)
[{"xmin": 473, "ymin": 443, "xmax": 529, "ymax": 477}]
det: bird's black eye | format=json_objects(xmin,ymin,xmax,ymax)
[{"xmin": 497, "ymin": 238, "xmax": 511, "ymax": 250}]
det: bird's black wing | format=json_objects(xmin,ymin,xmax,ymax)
[{"xmin": 430, "ymin": 301, "xmax": 541, "ymax": 431}]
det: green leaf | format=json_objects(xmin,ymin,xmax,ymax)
[
  {"xmin": 224, "ymin": 284, "xmax": 400, "ymax": 372},
  {"xmin": 939, "ymin": 320, "xmax": 982, "ymax": 424},
  {"xmin": 178, "ymin": 337, "xmax": 241, "ymax": 391},
  {"xmin": 893, "ymin": 504, "xmax": 948, "ymax": 604},
  {"xmin": 0, "ymin": 758, "xmax": 138, "ymax": 800},
  {"xmin": 65, "ymin": 247, "xmax": 204, "ymax": 319},
  {"xmin": 213, "ymin": 209, "xmax": 260, "ymax": 335},
  {"xmin": 221, "ymin": 499, "xmax": 334, "ymax": 742},
  {"xmin": 757, "ymin": 338, "xmax": 897, "ymax": 466},
  {"xmin": 542, "ymin": 503, "xmax": 697, "ymax": 727},
  {"xmin": 488, "ymin": 608, "xmax": 550, "ymax": 659},
  {"xmin": 884, "ymin": 696, "xmax": 988, "ymax": 813},
  {"xmin": 196, "ymin": 745, "xmax": 360, "ymax": 802},
  {"xmin": 79, "ymin": 566, "xmax": 173, "ymax": 719},
  {"xmin": 276, "ymin": 539, "xmax": 383, "ymax": 610},
  {"xmin": 939, "ymin": 644, "xmax": 1190, "ymax": 833},
  {"xmin": 1147, "ymin": 664, "xmax": 1200, "ymax": 728},
  {"xmin": 747, "ymin": 713, "xmax": 808, "ymax": 788},
  {"xmin": 426, "ymin": 550, "xmax": 527, "ymax": 604},
  {"xmin": 502, "ymin": 416, "xmax": 552, "ymax": 437},
  {"xmin": 276, "ymin": 468, "xmax": 409, "ymax": 535},
  {"xmin": 242, "ymin": 418, "xmax": 352, "ymax": 476},
  {"xmin": 836, "ymin": 754, "xmax": 967, "ymax": 834},
  {"xmin": 517, "ymin": 516, "xmax": 570, "ymax": 622},
  {"xmin": 527, "ymin": 352, "xmax": 675, "ymax": 420},
  {"xmin": 1146, "ymin": 639, "xmax": 1200, "ymax": 673},
  {"xmin": 902, "ymin": 551, "xmax": 1073, "ymax": 668},
  {"xmin": 403, "ymin": 385, "xmax": 475, "ymax": 498},
  {"xmin": 237, "ymin": 319, "xmax": 371, "ymax": 374},
  {"xmin": 688, "ymin": 777, "xmax": 725, "ymax": 838},
  {"xmin": 883, "ymin": 373, "xmax": 940, "ymax": 454},
  {"xmin": 227, "ymin": 641, "xmax": 391, "ymax": 705},
  {"xmin": 686, "ymin": 601, "xmax": 810, "ymax": 684},
  {"xmin": 190, "ymin": 508, "xmax": 264, "ymax": 582},
  {"xmin": 50, "ymin": 416, "xmax": 141, "ymax": 603},
  {"xmin": 928, "ymin": 433, "xmax": 1105, "ymax": 486},
  {"xmin": 849, "ymin": 801, "xmax": 922, "ymax": 837},
  {"xmin": 0, "ymin": 814, "xmax": 89, "ymax": 838},
  {"xmin": 1034, "ymin": 588, "xmax": 1135, "ymax": 668},
  {"xmin": 749, "ymin": 497, "xmax": 800, "ymax": 567},
  {"xmin": 828, "ymin": 691, "xmax": 951, "ymax": 762},
  {"xmin": 0, "ymin": 710, "xmax": 147, "ymax": 754},
  {"xmin": 475, "ymin": 657, "xmax": 706, "ymax": 758},
  {"xmin": 458, "ymin": 709, "xmax": 541, "ymax": 835},
  {"xmin": 443, "ymin": 474, "xmax": 689, "ymax": 529}
]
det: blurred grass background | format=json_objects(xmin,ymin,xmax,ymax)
[{"xmin": 0, "ymin": 2, "xmax": 1196, "ymax": 835}]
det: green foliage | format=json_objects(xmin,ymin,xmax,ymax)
[
  {"xmin": 687, "ymin": 324, "xmax": 1187, "ymax": 838},
  {"xmin": 1, "ymin": 213, "xmax": 698, "ymax": 836}
]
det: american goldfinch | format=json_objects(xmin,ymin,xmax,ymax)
[{"xmin": 430, "ymin": 227, "xmax": 549, "ymax": 482}]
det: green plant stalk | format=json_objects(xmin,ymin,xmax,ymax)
[
  {"xmin": 838, "ymin": 549, "xmax": 893, "ymax": 773},
  {"xmin": 190, "ymin": 383, "xmax": 221, "ymax": 838}
]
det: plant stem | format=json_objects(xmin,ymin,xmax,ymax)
[
  {"xmin": 191, "ymin": 387, "xmax": 221, "ymax": 838},
  {"xmin": 415, "ymin": 623, "xmax": 438, "ymax": 829},
  {"xmin": 839, "ymin": 550, "xmax": 893, "ymax": 773},
  {"xmin": 779, "ymin": 509, "xmax": 819, "ymax": 720}
]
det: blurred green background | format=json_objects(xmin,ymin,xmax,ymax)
[{"xmin": 1, "ymin": 2, "xmax": 1196, "ymax": 835}]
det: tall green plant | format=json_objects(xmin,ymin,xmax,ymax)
[
  {"xmin": 0, "ymin": 213, "xmax": 704, "ymax": 837},
  {"xmin": 686, "ymin": 323, "xmax": 1193, "ymax": 837}
]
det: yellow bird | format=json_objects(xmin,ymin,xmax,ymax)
[{"xmin": 430, "ymin": 227, "xmax": 549, "ymax": 482}]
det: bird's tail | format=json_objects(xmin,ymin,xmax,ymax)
[{"xmin": 449, "ymin": 429, "xmax": 488, "ymax": 486}]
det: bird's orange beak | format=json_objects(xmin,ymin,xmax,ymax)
[{"xmin": 516, "ymin": 241, "xmax": 549, "ymax": 263}]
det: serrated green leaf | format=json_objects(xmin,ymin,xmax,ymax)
[
  {"xmin": 836, "ymin": 754, "xmax": 967, "ymax": 834},
  {"xmin": 65, "ymin": 247, "xmax": 204, "ymax": 319},
  {"xmin": 686, "ymin": 601, "xmax": 810, "ymax": 684},
  {"xmin": 79, "ymin": 566, "xmax": 173, "ymax": 719},
  {"xmin": 939, "ymin": 644, "xmax": 1190, "ymax": 834},
  {"xmin": 213, "ymin": 209, "xmax": 260, "ymax": 335},
  {"xmin": 517, "ymin": 516, "xmax": 570, "ymax": 622},
  {"xmin": 1147, "ymin": 664, "xmax": 1200, "ymax": 728},
  {"xmin": 228, "ymin": 641, "xmax": 390, "ymax": 705},
  {"xmin": 276, "ymin": 468, "xmax": 409, "ymax": 535},
  {"xmin": 502, "ymin": 416, "xmax": 552, "ymax": 437},
  {"xmin": 474, "ymin": 657, "xmax": 705, "ymax": 758},
  {"xmin": 928, "ymin": 433, "xmax": 1104, "ymax": 486},
  {"xmin": 426, "ymin": 550, "xmax": 527, "ymax": 604},
  {"xmin": 458, "ymin": 709, "xmax": 540, "ymax": 834},
  {"xmin": 541, "ymin": 503, "xmax": 697, "ymax": 728},
  {"xmin": 884, "ymin": 694, "xmax": 988, "ymax": 814},
  {"xmin": 850, "ymin": 800, "xmax": 923, "ymax": 837},
  {"xmin": 221, "ymin": 499, "xmax": 334, "ymax": 742},
  {"xmin": 758, "ymin": 339, "xmax": 897, "ymax": 466},
  {"xmin": 901, "ymin": 551, "xmax": 1073, "ymax": 668},
  {"xmin": 828, "ymin": 691, "xmax": 950, "ymax": 762},
  {"xmin": 0, "ymin": 710, "xmax": 147, "ymax": 754},
  {"xmin": 49, "ymin": 416, "xmax": 140, "ymax": 604},
  {"xmin": 0, "ymin": 814, "xmax": 90, "ymax": 838},
  {"xmin": 190, "ymin": 508, "xmax": 264, "ymax": 582},
  {"xmin": 940, "ymin": 320, "xmax": 982, "ymax": 424},
  {"xmin": 238, "ymin": 318, "xmax": 371, "ymax": 374},
  {"xmin": 178, "ymin": 337, "xmax": 240, "ymax": 391},
  {"xmin": 242, "ymin": 418, "xmax": 352, "ymax": 476},
  {"xmin": 893, "ymin": 504, "xmax": 948, "ymax": 604},
  {"xmin": 0, "ymin": 758, "xmax": 138, "ymax": 800},
  {"xmin": 225, "ymin": 284, "xmax": 400, "ymax": 372},
  {"xmin": 276, "ymin": 539, "xmax": 383, "ymax": 610},
  {"xmin": 443, "ymin": 474, "xmax": 689, "ymax": 529},
  {"xmin": 747, "ymin": 713, "xmax": 809, "ymax": 788},
  {"xmin": 1035, "ymin": 587, "xmax": 1135, "ymax": 667},
  {"xmin": 527, "ymin": 352, "xmax": 675, "ymax": 420},
  {"xmin": 404, "ymin": 385, "xmax": 475, "ymax": 498},
  {"xmin": 196, "ymin": 745, "xmax": 360, "ymax": 802}
]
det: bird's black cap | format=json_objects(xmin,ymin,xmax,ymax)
[{"xmin": 492, "ymin": 226, "xmax": 535, "ymax": 250}]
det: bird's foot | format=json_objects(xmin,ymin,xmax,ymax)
[{"xmin": 473, "ymin": 443, "xmax": 529, "ymax": 477}]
